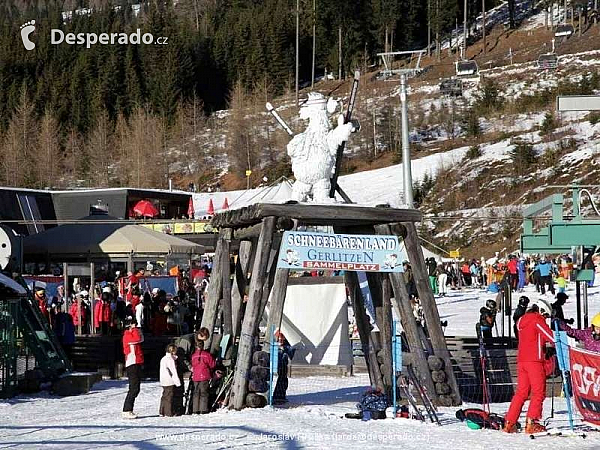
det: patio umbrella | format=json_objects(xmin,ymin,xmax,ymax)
[
  {"xmin": 133, "ymin": 200, "xmax": 159, "ymax": 218},
  {"xmin": 222, "ymin": 197, "xmax": 229, "ymax": 210},
  {"xmin": 207, "ymin": 198, "xmax": 214, "ymax": 215}
]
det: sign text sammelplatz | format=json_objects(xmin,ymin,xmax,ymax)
[{"xmin": 277, "ymin": 231, "xmax": 404, "ymax": 272}]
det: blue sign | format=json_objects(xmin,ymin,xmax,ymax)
[{"xmin": 277, "ymin": 231, "xmax": 404, "ymax": 272}]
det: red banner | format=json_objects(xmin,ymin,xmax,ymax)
[{"xmin": 570, "ymin": 346, "xmax": 600, "ymax": 425}]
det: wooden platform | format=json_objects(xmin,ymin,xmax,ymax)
[{"xmin": 210, "ymin": 203, "xmax": 422, "ymax": 228}]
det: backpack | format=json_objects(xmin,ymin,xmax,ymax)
[{"xmin": 455, "ymin": 408, "xmax": 507, "ymax": 430}]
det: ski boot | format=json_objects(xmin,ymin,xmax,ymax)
[
  {"xmin": 503, "ymin": 420, "xmax": 518, "ymax": 433},
  {"xmin": 525, "ymin": 419, "xmax": 547, "ymax": 434}
]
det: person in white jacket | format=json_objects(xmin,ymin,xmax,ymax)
[{"xmin": 159, "ymin": 344, "xmax": 182, "ymax": 417}]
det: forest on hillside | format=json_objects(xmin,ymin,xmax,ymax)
[{"xmin": 0, "ymin": 0, "xmax": 498, "ymax": 189}]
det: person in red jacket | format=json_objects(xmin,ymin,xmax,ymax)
[
  {"xmin": 70, "ymin": 293, "xmax": 87, "ymax": 333},
  {"xmin": 94, "ymin": 291, "xmax": 113, "ymax": 335},
  {"xmin": 34, "ymin": 288, "xmax": 49, "ymax": 321},
  {"xmin": 507, "ymin": 255, "xmax": 519, "ymax": 291},
  {"xmin": 504, "ymin": 299, "xmax": 555, "ymax": 434},
  {"xmin": 190, "ymin": 329, "xmax": 216, "ymax": 414},
  {"xmin": 122, "ymin": 316, "xmax": 144, "ymax": 419}
]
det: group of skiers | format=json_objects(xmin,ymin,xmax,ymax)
[
  {"xmin": 120, "ymin": 318, "xmax": 295, "ymax": 419},
  {"xmin": 122, "ymin": 321, "xmax": 221, "ymax": 419}
]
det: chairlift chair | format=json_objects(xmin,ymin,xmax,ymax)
[
  {"xmin": 455, "ymin": 60, "xmax": 479, "ymax": 77},
  {"xmin": 537, "ymin": 53, "xmax": 558, "ymax": 70},
  {"xmin": 555, "ymin": 24, "xmax": 574, "ymax": 37}
]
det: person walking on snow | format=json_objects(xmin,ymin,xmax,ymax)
[
  {"xmin": 517, "ymin": 258, "xmax": 527, "ymax": 292},
  {"xmin": 504, "ymin": 299, "xmax": 555, "ymax": 434},
  {"xmin": 437, "ymin": 264, "xmax": 448, "ymax": 297},
  {"xmin": 426, "ymin": 258, "xmax": 438, "ymax": 295},
  {"xmin": 122, "ymin": 316, "xmax": 144, "ymax": 419},
  {"xmin": 538, "ymin": 258, "xmax": 554, "ymax": 295},
  {"xmin": 159, "ymin": 344, "xmax": 182, "ymax": 417}
]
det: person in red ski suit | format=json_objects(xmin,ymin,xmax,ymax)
[
  {"xmin": 94, "ymin": 291, "xmax": 113, "ymax": 335},
  {"xmin": 504, "ymin": 301, "xmax": 555, "ymax": 434},
  {"xmin": 122, "ymin": 316, "xmax": 144, "ymax": 418}
]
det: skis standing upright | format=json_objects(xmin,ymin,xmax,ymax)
[
  {"xmin": 478, "ymin": 332, "xmax": 492, "ymax": 414},
  {"xmin": 329, "ymin": 71, "xmax": 360, "ymax": 200}
]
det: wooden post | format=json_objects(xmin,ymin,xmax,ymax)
[
  {"xmin": 374, "ymin": 224, "xmax": 438, "ymax": 403},
  {"xmin": 257, "ymin": 245, "xmax": 280, "ymax": 326},
  {"xmin": 368, "ymin": 273, "xmax": 393, "ymax": 397},
  {"xmin": 345, "ymin": 271, "xmax": 384, "ymax": 391},
  {"xmin": 221, "ymin": 238, "xmax": 233, "ymax": 336},
  {"xmin": 232, "ymin": 240, "xmax": 253, "ymax": 339},
  {"xmin": 201, "ymin": 228, "xmax": 230, "ymax": 348},
  {"xmin": 230, "ymin": 216, "xmax": 276, "ymax": 410},
  {"xmin": 402, "ymin": 221, "xmax": 462, "ymax": 405},
  {"xmin": 265, "ymin": 268, "xmax": 290, "ymax": 339}
]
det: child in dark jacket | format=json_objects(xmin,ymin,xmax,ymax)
[{"xmin": 191, "ymin": 332, "xmax": 216, "ymax": 414}]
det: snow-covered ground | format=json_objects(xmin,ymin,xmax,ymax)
[
  {"xmin": 1, "ymin": 373, "xmax": 599, "ymax": 449},
  {"xmin": 2, "ymin": 283, "xmax": 600, "ymax": 449}
]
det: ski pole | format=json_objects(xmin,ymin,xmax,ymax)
[{"xmin": 265, "ymin": 103, "xmax": 294, "ymax": 136}]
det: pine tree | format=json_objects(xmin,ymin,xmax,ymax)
[{"xmin": 37, "ymin": 108, "xmax": 61, "ymax": 189}]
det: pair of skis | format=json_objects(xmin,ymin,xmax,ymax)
[{"xmin": 405, "ymin": 365, "xmax": 440, "ymax": 425}]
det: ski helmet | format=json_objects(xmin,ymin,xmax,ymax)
[
  {"xmin": 518, "ymin": 296, "xmax": 530, "ymax": 307},
  {"xmin": 486, "ymin": 299, "xmax": 497, "ymax": 311},
  {"xmin": 591, "ymin": 313, "xmax": 600, "ymax": 328},
  {"xmin": 527, "ymin": 299, "xmax": 552, "ymax": 317}
]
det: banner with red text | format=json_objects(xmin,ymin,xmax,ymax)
[{"xmin": 570, "ymin": 346, "xmax": 600, "ymax": 425}]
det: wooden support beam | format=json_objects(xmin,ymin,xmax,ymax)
[
  {"xmin": 201, "ymin": 228, "xmax": 229, "ymax": 348},
  {"xmin": 255, "ymin": 244, "xmax": 280, "ymax": 336},
  {"xmin": 211, "ymin": 203, "xmax": 422, "ymax": 228},
  {"xmin": 221, "ymin": 238, "xmax": 233, "ymax": 336},
  {"xmin": 230, "ymin": 217, "xmax": 276, "ymax": 410},
  {"xmin": 345, "ymin": 271, "xmax": 384, "ymax": 392},
  {"xmin": 368, "ymin": 272, "xmax": 393, "ymax": 398},
  {"xmin": 402, "ymin": 221, "xmax": 462, "ymax": 406},
  {"xmin": 232, "ymin": 240, "xmax": 252, "ymax": 339},
  {"xmin": 233, "ymin": 223, "xmax": 263, "ymax": 241},
  {"xmin": 374, "ymin": 223, "xmax": 438, "ymax": 403},
  {"xmin": 265, "ymin": 268, "xmax": 290, "ymax": 341}
]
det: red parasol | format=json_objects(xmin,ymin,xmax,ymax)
[
  {"xmin": 187, "ymin": 197, "xmax": 194, "ymax": 218},
  {"xmin": 221, "ymin": 197, "xmax": 229, "ymax": 210},
  {"xmin": 132, "ymin": 200, "xmax": 159, "ymax": 218},
  {"xmin": 207, "ymin": 198, "xmax": 214, "ymax": 215}
]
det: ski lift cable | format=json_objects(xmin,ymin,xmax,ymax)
[{"xmin": 418, "ymin": 235, "xmax": 451, "ymax": 256}]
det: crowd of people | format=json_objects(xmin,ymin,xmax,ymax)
[{"xmin": 32, "ymin": 262, "xmax": 215, "ymax": 348}]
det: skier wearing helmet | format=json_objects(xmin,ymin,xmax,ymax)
[
  {"xmin": 557, "ymin": 312, "xmax": 600, "ymax": 353},
  {"xmin": 512, "ymin": 296, "xmax": 529, "ymax": 339},
  {"xmin": 504, "ymin": 299, "xmax": 555, "ymax": 434}
]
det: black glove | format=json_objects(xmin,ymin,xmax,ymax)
[{"xmin": 566, "ymin": 318, "xmax": 575, "ymax": 325}]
